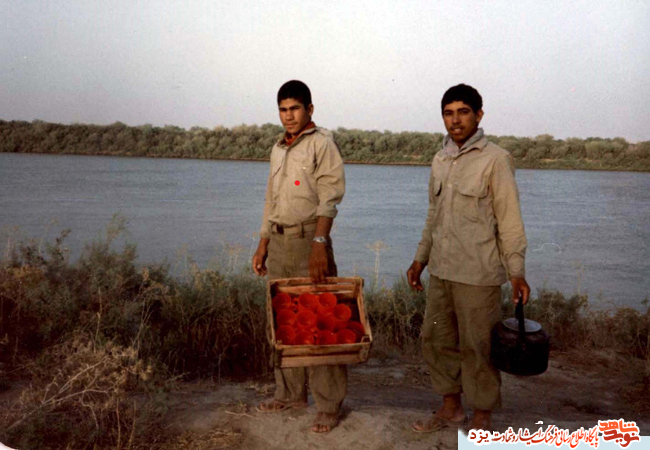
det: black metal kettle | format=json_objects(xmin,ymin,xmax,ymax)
[{"xmin": 491, "ymin": 300, "xmax": 550, "ymax": 376}]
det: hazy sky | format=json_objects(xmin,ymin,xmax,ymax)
[{"xmin": 2, "ymin": 0, "xmax": 649, "ymax": 141}]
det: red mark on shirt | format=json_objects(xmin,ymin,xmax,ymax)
[{"xmin": 295, "ymin": 180, "xmax": 300, "ymax": 186}]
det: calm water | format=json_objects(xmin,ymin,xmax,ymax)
[{"xmin": 1, "ymin": 153, "xmax": 649, "ymax": 310}]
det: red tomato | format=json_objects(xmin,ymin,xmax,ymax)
[
  {"xmin": 319, "ymin": 330, "xmax": 337, "ymax": 345},
  {"xmin": 276, "ymin": 309, "xmax": 296, "ymax": 327},
  {"xmin": 316, "ymin": 314, "xmax": 335, "ymax": 331},
  {"xmin": 298, "ymin": 293, "xmax": 319, "ymax": 311},
  {"xmin": 333, "ymin": 320, "xmax": 349, "ymax": 332},
  {"xmin": 333, "ymin": 304, "xmax": 352, "ymax": 321},
  {"xmin": 347, "ymin": 321, "xmax": 365, "ymax": 337},
  {"xmin": 337, "ymin": 329, "xmax": 357, "ymax": 344},
  {"xmin": 295, "ymin": 331, "xmax": 315, "ymax": 346},
  {"xmin": 319, "ymin": 292, "xmax": 338, "ymax": 308},
  {"xmin": 276, "ymin": 325, "xmax": 296, "ymax": 345},
  {"xmin": 297, "ymin": 310, "xmax": 317, "ymax": 328},
  {"xmin": 316, "ymin": 305, "xmax": 334, "ymax": 317},
  {"xmin": 272, "ymin": 292, "xmax": 292, "ymax": 311}
]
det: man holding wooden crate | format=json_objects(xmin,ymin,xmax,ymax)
[
  {"xmin": 252, "ymin": 80, "xmax": 347, "ymax": 434},
  {"xmin": 407, "ymin": 84, "xmax": 530, "ymax": 433}
]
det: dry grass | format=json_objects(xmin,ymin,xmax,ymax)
[
  {"xmin": 364, "ymin": 276, "xmax": 427, "ymax": 356},
  {"xmin": 0, "ymin": 217, "xmax": 268, "ymax": 448},
  {"xmin": 0, "ymin": 335, "xmax": 165, "ymax": 449}
]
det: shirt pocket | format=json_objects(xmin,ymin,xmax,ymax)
[
  {"xmin": 294, "ymin": 149, "xmax": 316, "ymax": 175},
  {"xmin": 456, "ymin": 176, "xmax": 489, "ymax": 223}
]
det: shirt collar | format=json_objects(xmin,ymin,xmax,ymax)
[
  {"xmin": 438, "ymin": 128, "xmax": 486, "ymax": 160},
  {"xmin": 280, "ymin": 121, "xmax": 317, "ymax": 147}
]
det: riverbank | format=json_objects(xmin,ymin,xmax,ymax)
[
  {"xmin": 0, "ymin": 225, "xmax": 649, "ymax": 448},
  {"xmin": 2, "ymin": 351, "xmax": 648, "ymax": 449},
  {"xmin": 116, "ymin": 349, "xmax": 650, "ymax": 449}
]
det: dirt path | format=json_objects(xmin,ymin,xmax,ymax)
[{"xmin": 158, "ymin": 349, "xmax": 650, "ymax": 449}]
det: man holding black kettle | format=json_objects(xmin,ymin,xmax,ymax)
[{"xmin": 407, "ymin": 84, "xmax": 530, "ymax": 433}]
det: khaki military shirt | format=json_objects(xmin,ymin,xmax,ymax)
[
  {"xmin": 259, "ymin": 127, "xmax": 345, "ymax": 238},
  {"xmin": 414, "ymin": 134, "xmax": 527, "ymax": 286}
]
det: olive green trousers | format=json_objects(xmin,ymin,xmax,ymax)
[
  {"xmin": 422, "ymin": 275, "xmax": 502, "ymax": 411},
  {"xmin": 267, "ymin": 224, "xmax": 347, "ymax": 414}
]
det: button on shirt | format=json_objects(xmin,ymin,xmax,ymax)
[
  {"xmin": 414, "ymin": 132, "xmax": 527, "ymax": 286},
  {"xmin": 259, "ymin": 127, "xmax": 345, "ymax": 239}
]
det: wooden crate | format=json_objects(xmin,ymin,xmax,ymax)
[{"xmin": 267, "ymin": 276, "xmax": 373, "ymax": 368}]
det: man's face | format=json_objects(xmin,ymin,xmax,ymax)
[
  {"xmin": 442, "ymin": 101, "xmax": 484, "ymax": 147},
  {"xmin": 278, "ymin": 98, "xmax": 313, "ymax": 136}
]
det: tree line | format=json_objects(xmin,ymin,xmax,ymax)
[{"xmin": 2, "ymin": 119, "xmax": 650, "ymax": 170}]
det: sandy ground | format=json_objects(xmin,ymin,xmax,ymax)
[{"xmin": 156, "ymin": 349, "xmax": 650, "ymax": 450}]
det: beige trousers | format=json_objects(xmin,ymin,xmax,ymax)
[
  {"xmin": 422, "ymin": 275, "xmax": 502, "ymax": 411},
  {"xmin": 267, "ymin": 224, "xmax": 347, "ymax": 414}
]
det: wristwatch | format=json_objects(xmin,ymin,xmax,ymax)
[{"xmin": 312, "ymin": 236, "xmax": 327, "ymax": 244}]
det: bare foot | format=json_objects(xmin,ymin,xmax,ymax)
[
  {"xmin": 412, "ymin": 393, "xmax": 465, "ymax": 432},
  {"xmin": 311, "ymin": 412, "xmax": 338, "ymax": 434},
  {"xmin": 466, "ymin": 409, "xmax": 492, "ymax": 431},
  {"xmin": 432, "ymin": 406, "xmax": 465, "ymax": 422}
]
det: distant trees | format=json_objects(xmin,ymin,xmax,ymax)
[
  {"xmin": 1, "ymin": 119, "xmax": 649, "ymax": 171},
  {"xmin": 332, "ymin": 128, "xmax": 444, "ymax": 163}
]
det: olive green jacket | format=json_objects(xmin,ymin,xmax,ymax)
[
  {"xmin": 259, "ymin": 127, "xmax": 345, "ymax": 239},
  {"xmin": 414, "ymin": 133, "xmax": 527, "ymax": 286}
]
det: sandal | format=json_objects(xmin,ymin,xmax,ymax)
[
  {"xmin": 311, "ymin": 412, "xmax": 339, "ymax": 434},
  {"xmin": 255, "ymin": 399, "xmax": 308, "ymax": 413},
  {"xmin": 412, "ymin": 414, "xmax": 467, "ymax": 433}
]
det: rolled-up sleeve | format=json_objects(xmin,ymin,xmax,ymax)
[
  {"xmin": 414, "ymin": 172, "xmax": 435, "ymax": 264},
  {"xmin": 314, "ymin": 139, "xmax": 345, "ymax": 218},
  {"xmin": 491, "ymin": 153, "xmax": 527, "ymax": 278}
]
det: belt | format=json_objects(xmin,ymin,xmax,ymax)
[{"xmin": 271, "ymin": 219, "xmax": 318, "ymax": 236}]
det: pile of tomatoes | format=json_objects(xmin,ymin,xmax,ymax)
[{"xmin": 272, "ymin": 292, "xmax": 366, "ymax": 346}]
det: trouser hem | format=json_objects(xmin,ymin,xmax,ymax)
[{"xmin": 315, "ymin": 401, "xmax": 343, "ymax": 414}]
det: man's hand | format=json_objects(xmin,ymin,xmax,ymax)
[
  {"xmin": 407, "ymin": 260, "xmax": 426, "ymax": 291},
  {"xmin": 309, "ymin": 216, "xmax": 334, "ymax": 284},
  {"xmin": 511, "ymin": 276, "xmax": 531, "ymax": 305},
  {"xmin": 309, "ymin": 241, "xmax": 329, "ymax": 284},
  {"xmin": 252, "ymin": 238, "xmax": 270, "ymax": 276}
]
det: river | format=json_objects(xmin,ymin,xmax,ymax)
[{"xmin": 1, "ymin": 153, "xmax": 649, "ymax": 310}]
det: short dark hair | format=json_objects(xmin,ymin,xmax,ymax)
[
  {"xmin": 441, "ymin": 84, "xmax": 483, "ymax": 114},
  {"xmin": 277, "ymin": 80, "xmax": 312, "ymax": 107}
]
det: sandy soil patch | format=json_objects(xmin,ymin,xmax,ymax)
[{"xmin": 153, "ymin": 350, "xmax": 649, "ymax": 449}]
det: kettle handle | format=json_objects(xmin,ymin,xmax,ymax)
[{"xmin": 515, "ymin": 296, "xmax": 526, "ymax": 337}]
